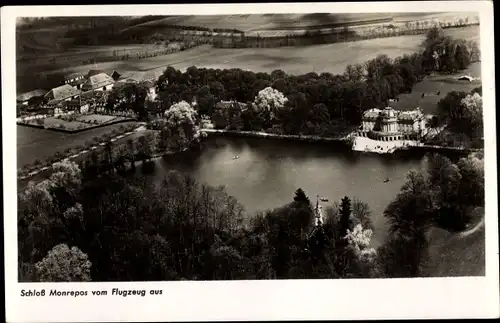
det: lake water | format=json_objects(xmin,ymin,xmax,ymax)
[{"xmin": 150, "ymin": 136, "xmax": 425, "ymax": 247}]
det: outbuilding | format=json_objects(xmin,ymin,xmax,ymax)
[
  {"xmin": 81, "ymin": 73, "xmax": 115, "ymax": 92},
  {"xmin": 16, "ymin": 89, "xmax": 47, "ymax": 105}
]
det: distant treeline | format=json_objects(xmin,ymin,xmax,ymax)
[
  {"xmin": 133, "ymin": 23, "xmax": 243, "ymax": 34},
  {"xmin": 265, "ymin": 17, "xmax": 393, "ymax": 31},
  {"xmin": 213, "ymin": 28, "xmax": 357, "ymax": 48},
  {"xmin": 213, "ymin": 22, "xmax": 479, "ymax": 49}
]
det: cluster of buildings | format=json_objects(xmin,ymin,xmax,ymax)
[
  {"xmin": 17, "ymin": 69, "xmax": 159, "ymax": 115},
  {"xmin": 358, "ymin": 106, "xmax": 429, "ymax": 141}
]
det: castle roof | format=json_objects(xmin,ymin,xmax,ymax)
[{"xmin": 362, "ymin": 108, "xmax": 381, "ymax": 120}]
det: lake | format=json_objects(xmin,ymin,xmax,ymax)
[{"xmin": 149, "ymin": 136, "xmax": 425, "ymax": 247}]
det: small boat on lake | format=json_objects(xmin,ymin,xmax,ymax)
[
  {"xmin": 232, "ymin": 155, "xmax": 240, "ymax": 160},
  {"xmin": 383, "ymin": 177, "xmax": 390, "ymax": 183},
  {"xmin": 320, "ymin": 198, "xmax": 329, "ymax": 202}
]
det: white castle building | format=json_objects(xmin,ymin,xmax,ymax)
[{"xmin": 358, "ymin": 106, "xmax": 428, "ymax": 141}]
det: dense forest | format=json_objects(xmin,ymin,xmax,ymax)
[{"xmin": 153, "ymin": 27, "xmax": 480, "ymax": 143}]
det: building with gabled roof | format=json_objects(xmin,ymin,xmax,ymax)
[
  {"xmin": 111, "ymin": 70, "xmax": 122, "ymax": 81},
  {"xmin": 87, "ymin": 69, "xmax": 106, "ymax": 78},
  {"xmin": 64, "ymin": 72, "xmax": 86, "ymax": 89},
  {"xmin": 81, "ymin": 73, "xmax": 115, "ymax": 92},
  {"xmin": 44, "ymin": 84, "xmax": 81, "ymax": 102},
  {"xmin": 17, "ymin": 89, "xmax": 48, "ymax": 105}
]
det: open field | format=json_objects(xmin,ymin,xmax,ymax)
[
  {"xmin": 127, "ymin": 12, "xmax": 477, "ymax": 33},
  {"xmin": 74, "ymin": 114, "xmax": 119, "ymax": 123},
  {"xmin": 20, "ymin": 114, "xmax": 130, "ymax": 131},
  {"xmin": 426, "ymin": 208, "xmax": 485, "ymax": 276},
  {"xmin": 391, "ymin": 62, "xmax": 482, "ymax": 114},
  {"xmin": 40, "ymin": 25, "xmax": 479, "ymax": 81},
  {"xmin": 17, "ymin": 121, "xmax": 139, "ymax": 168},
  {"xmin": 17, "ymin": 127, "xmax": 153, "ymax": 192},
  {"xmin": 39, "ymin": 117, "xmax": 89, "ymax": 130}
]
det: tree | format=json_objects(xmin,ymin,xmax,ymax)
[
  {"xmin": 18, "ymin": 180, "xmax": 53, "ymax": 225},
  {"xmin": 460, "ymin": 92, "xmax": 483, "ymax": 140},
  {"xmin": 344, "ymin": 63, "xmax": 365, "ymax": 83},
  {"xmin": 425, "ymin": 154, "xmax": 464, "ymax": 230},
  {"xmin": 252, "ymin": 87, "xmax": 288, "ymax": 126},
  {"xmin": 338, "ymin": 196, "xmax": 352, "ymax": 242},
  {"xmin": 457, "ymin": 153, "xmax": 485, "ymax": 207},
  {"xmin": 436, "ymin": 91, "xmax": 468, "ymax": 126},
  {"xmin": 35, "ymin": 244, "xmax": 92, "ymax": 282},
  {"xmin": 378, "ymin": 227, "xmax": 429, "ymax": 278},
  {"xmin": 344, "ymin": 224, "xmax": 379, "ymax": 277},
  {"xmin": 164, "ymin": 100, "xmax": 199, "ymax": 144},
  {"xmin": 351, "ymin": 198, "xmax": 374, "ymax": 231},
  {"xmin": 423, "ymin": 26, "xmax": 445, "ymax": 48},
  {"xmin": 240, "ymin": 103, "xmax": 265, "ymax": 131},
  {"xmin": 293, "ymin": 188, "xmax": 311, "ymax": 206}
]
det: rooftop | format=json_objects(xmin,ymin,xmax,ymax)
[
  {"xmin": 64, "ymin": 72, "xmax": 84, "ymax": 81},
  {"xmin": 87, "ymin": 69, "xmax": 106, "ymax": 78},
  {"xmin": 17, "ymin": 89, "xmax": 47, "ymax": 102},
  {"xmin": 82, "ymin": 73, "xmax": 114, "ymax": 91},
  {"xmin": 45, "ymin": 84, "xmax": 81, "ymax": 101},
  {"xmin": 122, "ymin": 70, "xmax": 161, "ymax": 83}
]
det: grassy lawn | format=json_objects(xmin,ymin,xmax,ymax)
[
  {"xmin": 17, "ymin": 128, "xmax": 154, "ymax": 192},
  {"xmin": 41, "ymin": 117, "xmax": 90, "ymax": 130},
  {"xmin": 21, "ymin": 114, "xmax": 131, "ymax": 131},
  {"xmin": 391, "ymin": 62, "xmax": 482, "ymax": 115},
  {"xmin": 17, "ymin": 121, "xmax": 140, "ymax": 168},
  {"xmin": 426, "ymin": 207, "xmax": 485, "ymax": 277},
  {"xmin": 74, "ymin": 114, "xmax": 119, "ymax": 124}
]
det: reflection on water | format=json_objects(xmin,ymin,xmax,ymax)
[{"xmin": 151, "ymin": 137, "xmax": 424, "ymax": 247}]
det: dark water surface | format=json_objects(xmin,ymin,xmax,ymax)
[{"xmin": 150, "ymin": 136, "xmax": 425, "ymax": 247}]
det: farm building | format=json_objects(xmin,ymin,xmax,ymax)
[
  {"xmin": 45, "ymin": 84, "xmax": 81, "ymax": 102},
  {"xmin": 87, "ymin": 69, "xmax": 106, "ymax": 78},
  {"xmin": 81, "ymin": 73, "xmax": 115, "ymax": 92},
  {"xmin": 64, "ymin": 72, "xmax": 86, "ymax": 90},
  {"xmin": 16, "ymin": 89, "xmax": 47, "ymax": 105},
  {"xmin": 111, "ymin": 71, "xmax": 122, "ymax": 81},
  {"xmin": 122, "ymin": 70, "xmax": 163, "ymax": 83},
  {"xmin": 358, "ymin": 107, "xmax": 427, "ymax": 141},
  {"xmin": 66, "ymin": 99, "xmax": 90, "ymax": 113}
]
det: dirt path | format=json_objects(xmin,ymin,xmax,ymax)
[{"xmin": 460, "ymin": 217, "xmax": 485, "ymax": 238}]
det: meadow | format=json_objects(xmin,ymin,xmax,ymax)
[
  {"xmin": 392, "ymin": 62, "xmax": 482, "ymax": 114},
  {"xmin": 127, "ymin": 12, "xmax": 477, "ymax": 33},
  {"xmin": 17, "ymin": 121, "xmax": 139, "ymax": 168},
  {"xmin": 41, "ymin": 25, "xmax": 480, "ymax": 81},
  {"xmin": 426, "ymin": 207, "xmax": 485, "ymax": 276}
]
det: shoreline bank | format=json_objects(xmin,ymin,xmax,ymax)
[{"xmin": 203, "ymin": 128, "xmax": 481, "ymax": 155}]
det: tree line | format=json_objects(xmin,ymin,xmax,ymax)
[
  {"xmin": 154, "ymin": 27, "xmax": 478, "ymax": 138},
  {"xmin": 429, "ymin": 86, "xmax": 483, "ymax": 148},
  {"xmin": 212, "ymin": 21, "xmax": 478, "ymax": 49}
]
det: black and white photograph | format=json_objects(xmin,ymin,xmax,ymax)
[{"xmin": 2, "ymin": 2, "xmax": 499, "ymax": 322}]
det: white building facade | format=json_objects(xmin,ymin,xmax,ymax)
[{"xmin": 358, "ymin": 107, "xmax": 427, "ymax": 141}]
